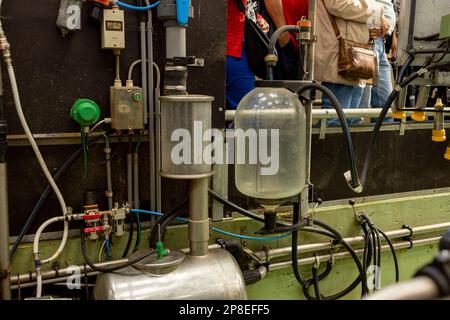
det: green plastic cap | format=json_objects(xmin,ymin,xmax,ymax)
[{"xmin": 70, "ymin": 99, "xmax": 101, "ymax": 127}]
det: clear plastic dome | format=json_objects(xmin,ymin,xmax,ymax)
[{"xmin": 234, "ymin": 87, "xmax": 306, "ymax": 200}]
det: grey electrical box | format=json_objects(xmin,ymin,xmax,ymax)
[
  {"xmin": 110, "ymin": 86, "xmax": 144, "ymax": 131},
  {"xmin": 102, "ymin": 9, "xmax": 125, "ymax": 49}
]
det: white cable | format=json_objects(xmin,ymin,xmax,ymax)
[
  {"xmin": 0, "ymin": 15, "xmax": 69, "ymax": 297},
  {"xmin": 32, "ymin": 216, "xmax": 66, "ymax": 297},
  {"xmin": 99, "ymin": 240, "xmax": 106, "ymax": 261}
]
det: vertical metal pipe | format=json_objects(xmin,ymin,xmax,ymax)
[
  {"xmin": 133, "ymin": 153, "xmax": 140, "ymax": 209},
  {"xmin": 140, "ymin": 22, "xmax": 148, "ymax": 125},
  {"xmin": 0, "ymin": 163, "xmax": 11, "ymax": 299},
  {"xmin": 127, "ymin": 153, "xmax": 133, "ymax": 207},
  {"xmin": 300, "ymin": 0, "xmax": 317, "ymax": 219},
  {"xmin": 104, "ymin": 135, "xmax": 113, "ymax": 210},
  {"xmin": 165, "ymin": 26, "xmax": 187, "ymax": 58},
  {"xmin": 146, "ymin": 4, "xmax": 156, "ymax": 211},
  {"xmin": 155, "ymin": 85, "xmax": 162, "ymax": 213},
  {"xmin": 188, "ymin": 178, "xmax": 209, "ymax": 257}
]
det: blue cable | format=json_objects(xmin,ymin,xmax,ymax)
[
  {"xmin": 105, "ymin": 239, "xmax": 110, "ymax": 258},
  {"xmin": 116, "ymin": 1, "xmax": 160, "ymax": 10},
  {"xmin": 131, "ymin": 209, "xmax": 292, "ymax": 241}
]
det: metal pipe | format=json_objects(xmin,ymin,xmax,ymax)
[
  {"xmin": 365, "ymin": 276, "xmax": 439, "ymax": 300},
  {"xmin": 256, "ymin": 222, "xmax": 450, "ymax": 261},
  {"xmin": 127, "ymin": 153, "xmax": 133, "ymax": 207},
  {"xmin": 225, "ymin": 108, "xmax": 450, "ymax": 122},
  {"xmin": 188, "ymin": 178, "xmax": 209, "ymax": 257},
  {"xmin": 140, "ymin": 22, "xmax": 148, "ymax": 124},
  {"xmin": 307, "ymin": 0, "xmax": 316, "ymax": 81},
  {"xmin": 146, "ymin": 1, "xmax": 156, "ymax": 212},
  {"xmin": 133, "ymin": 153, "xmax": 140, "ymax": 209},
  {"xmin": 165, "ymin": 26, "xmax": 186, "ymax": 59},
  {"xmin": 11, "ymin": 272, "xmax": 98, "ymax": 291},
  {"xmin": 10, "ymin": 244, "xmax": 223, "ymax": 286},
  {"xmin": 0, "ymin": 163, "xmax": 10, "ymax": 299},
  {"xmin": 104, "ymin": 135, "xmax": 113, "ymax": 210},
  {"xmin": 269, "ymin": 237, "xmax": 442, "ymax": 271}
]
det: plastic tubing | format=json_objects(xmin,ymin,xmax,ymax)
[
  {"xmin": 296, "ymin": 83, "xmax": 362, "ymax": 193},
  {"xmin": 116, "ymin": 1, "xmax": 160, "ymax": 10},
  {"xmin": 131, "ymin": 209, "xmax": 293, "ymax": 241},
  {"xmin": 0, "ymin": 20, "xmax": 69, "ymax": 271}
]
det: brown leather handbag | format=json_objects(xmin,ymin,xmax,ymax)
[{"xmin": 326, "ymin": 8, "xmax": 376, "ymax": 80}]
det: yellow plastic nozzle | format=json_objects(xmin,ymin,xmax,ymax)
[
  {"xmin": 444, "ymin": 147, "xmax": 450, "ymax": 161},
  {"xmin": 432, "ymin": 129, "xmax": 447, "ymax": 143},
  {"xmin": 411, "ymin": 111, "xmax": 426, "ymax": 122},
  {"xmin": 392, "ymin": 111, "xmax": 406, "ymax": 120},
  {"xmin": 435, "ymin": 98, "xmax": 444, "ymax": 110}
]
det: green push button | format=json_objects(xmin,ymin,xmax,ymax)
[
  {"xmin": 70, "ymin": 99, "xmax": 101, "ymax": 127},
  {"xmin": 133, "ymin": 92, "xmax": 142, "ymax": 102}
]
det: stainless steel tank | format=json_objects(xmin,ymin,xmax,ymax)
[
  {"xmin": 93, "ymin": 249, "xmax": 247, "ymax": 300},
  {"xmin": 160, "ymin": 95, "xmax": 214, "ymax": 179}
]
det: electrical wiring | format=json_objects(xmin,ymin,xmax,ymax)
[
  {"xmin": 377, "ymin": 228, "xmax": 400, "ymax": 283},
  {"xmin": 116, "ymin": 1, "xmax": 160, "ymax": 10}
]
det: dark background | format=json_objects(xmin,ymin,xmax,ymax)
[{"xmin": 3, "ymin": 1, "xmax": 450, "ymax": 236}]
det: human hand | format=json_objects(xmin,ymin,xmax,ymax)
[
  {"xmin": 278, "ymin": 32, "xmax": 291, "ymax": 48},
  {"xmin": 369, "ymin": 16, "xmax": 390, "ymax": 39}
]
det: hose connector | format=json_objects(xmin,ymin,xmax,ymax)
[{"xmin": 344, "ymin": 171, "xmax": 363, "ymax": 194}]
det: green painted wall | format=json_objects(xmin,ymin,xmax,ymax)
[{"xmin": 10, "ymin": 190, "xmax": 450, "ymax": 300}]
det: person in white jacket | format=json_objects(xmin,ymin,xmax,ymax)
[
  {"xmin": 360, "ymin": 0, "xmax": 396, "ymax": 114},
  {"xmin": 314, "ymin": 0, "xmax": 389, "ymax": 125}
]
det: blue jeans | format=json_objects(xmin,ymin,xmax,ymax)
[
  {"xmin": 359, "ymin": 38, "xmax": 394, "ymax": 108},
  {"xmin": 372, "ymin": 37, "xmax": 393, "ymax": 108},
  {"xmin": 226, "ymin": 44, "xmax": 255, "ymax": 110},
  {"xmin": 322, "ymin": 82, "xmax": 364, "ymax": 126}
]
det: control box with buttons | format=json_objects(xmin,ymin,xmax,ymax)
[{"xmin": 110, "ymin": 86, "xmax": 144, "ymax": 131}]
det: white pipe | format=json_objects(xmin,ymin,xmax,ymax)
[
  {"xmin": 32, "ymin": 216, "xmax": 66, "ymax": 297},
  {"xmin": 0, "ymin": 19, "xmax": 69, "ymax": 293},
  {"xmin": 225, "ymin": 108, "xmax": 441, "ymax": 122},
  {"xmin": 365, "ymin": 277, "xmax": 439, "ymax": 300}
]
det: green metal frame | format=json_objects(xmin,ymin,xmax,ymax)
[{"xmin": 9, "ymin": 190, "xmax": 450, "ymax": 300}]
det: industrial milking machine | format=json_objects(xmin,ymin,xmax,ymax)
[{"xmin": 1, "ymin": 0, "xmax": 450, "ymax": 301}]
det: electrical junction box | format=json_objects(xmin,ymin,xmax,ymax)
[
  {"xmin": 110, "ymin": 86, "xmax": 144, "ymax": 131},
  {"xmin": 440, "ymin": 14, "xmax": 450, "ymax": 39},
  {"xmin": 101, "ymin": 8, "xmax": 125, "ymax": 49}
]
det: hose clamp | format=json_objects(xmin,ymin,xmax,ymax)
[{"xmin": 402, "ymin": 224, "xmax": 414, "ymax": 249}]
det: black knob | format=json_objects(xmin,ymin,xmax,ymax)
[{"xmin": 349, "ymin": 200, "xmax": 356, "ymax": 206}]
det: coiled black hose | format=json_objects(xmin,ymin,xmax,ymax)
[{"xmin": 296, "ymin": 83, "xmax": 362, "ymax": 193}]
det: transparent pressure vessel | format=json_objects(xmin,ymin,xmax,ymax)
[{"xmin": 234, "ymin": 87, "xmax": 306, "ymax": 200}]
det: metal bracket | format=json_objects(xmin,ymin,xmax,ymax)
[{"xmin": 319, "ymin": 118, "xmax": 327, "ymax": 140}]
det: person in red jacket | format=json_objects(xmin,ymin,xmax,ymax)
[
  {"xmin": 226, "ymin": 0, "xmax": 256, "ymax": 110},
  {"xmin": 261, "ymin": 0, "xmax": 309, "ymax": 79}
]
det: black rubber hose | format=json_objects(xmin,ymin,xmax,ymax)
[
  {"xmin": 312, "ymin": 266, "xmax": 322, "ymax": 300},
  {"xmin": 313, "ymin": 219, "xmax": 369, "ymax": 298},
  {"xmin": 396, "ymin": 55, "xmax": 414, "ymax": 85},
  {"xmin": 360, "ymin": 61, "xmax": 450, "ymax": 187},
  {"xmin": 9, "ymin": 135, "xmax": 104, "ymax": 258},
  {"xmin": 80, "ymin": 224, "xmax": 155, "ymax": 273},
  {"xmin": 208, "ymin": 188, "xmax": 291, "ymax": 227},
  {"xmin": 121, "ymin": 209, "xmax": 134, "ymax": 258},
  {"xmin": 149, "ymin": 192, "xmax": 189, "ymax": 248},
  {"xmin": 291, "ymin": 203, "xmax": 308, "ymax": 287},
  {"xmin": 296, "ymin": 83, "xmax": 361, "ymax": 193},
  {"xmin": 377, "ymin": 228, "xmax": 400, "ymax": 282}
]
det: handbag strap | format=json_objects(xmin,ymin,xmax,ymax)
[
  {"xmin": 323, "ymin": 3, "xmax": 342, "ymax": 40},
  {"xmin": 234, "ymin": 0, "xmax": 246, "ymax": 15}
]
